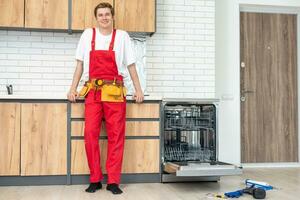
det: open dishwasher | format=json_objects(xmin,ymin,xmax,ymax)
[{"xmin": 161, "ymin": 100, "xmax": 242, "ymax": 182}]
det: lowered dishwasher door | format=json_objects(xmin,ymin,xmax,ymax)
[
  {"xmin": 161, "ymin": 101, "xmax": 242, "ymax": 182},
  {"xmin": 163, "ymin": 161, "xmax": 241, "ymax": 177}
]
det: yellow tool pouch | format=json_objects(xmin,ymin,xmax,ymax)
[
  {"xmin": 79, "ymin": 79, "xmax": 126, "ymax": 102},
  {"xmin": 79, "ymin": 82, "xmax": 92, "ymax": 97},
  {"xmin": 101, "ymin": 82, "xmax": 126, "ymax": 102}
]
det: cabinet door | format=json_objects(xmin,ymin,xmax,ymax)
[
  {"xmin": 25, "ymin": 0, "xmax": 68, "ymax": 29},
  {"xmin": 0, "ymin": 0, "xmax": 24, "ymax": 27},
  {"xmin": 0, "ymin": 103, "xmax": 20, "ymax": 176},
  {"xmin": 71, "ymin": 139, "xmax": 159, "ymax": 174},
  {"xmin": 114, "ymin": 0, "xmax": 155, "ymax": 32},
  {"xmin": 72, "ymin": 0, "xmax": 114, "ymax": 30},
  {"xmin": 21, "ymin": 103, "xmax": 67, "ymax": 175}
]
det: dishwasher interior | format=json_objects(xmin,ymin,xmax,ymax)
[
  {"xmin": 161, "ymin": 101, "xmax": 242, "ymax": 182},
  {"xmin": 164, "ymin": 104, "xmax": 216, "ymax": 163}
]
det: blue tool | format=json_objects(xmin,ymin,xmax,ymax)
[
  {"xmin": 245, "ymin": 179, "xmax": 273, "ymax": 191},
  {"xmin": 224, "ymin": 190, "xmax": 244, "ymax": 198}
]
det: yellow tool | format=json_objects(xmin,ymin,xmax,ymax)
[{"xmin": 205, "ymin": 193, "xmax": 228, "ymax": 199}]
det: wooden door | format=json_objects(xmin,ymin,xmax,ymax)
[
  {"xmin": 240, "ymin": 12, "xmax": 298, "ymax": 162},
  {"xmin": 0, "ymin": 0, "xmax": 24, "ymax": 27},
  {"xmin": 21, "ymin": 103, "xmax": 67, "ymax": 175},
  {"xmin": 25, "ymin": 0, "xmax": 68, "ymax": 29},
  {"xmin": 72, "ymin": 0, "xmax": 114, "ymax": 30},
  {"xmin": 0, "ymin": 103, "xmax": 20, "ymax": 175},
  {"xmin": 114, "ymin": 0, "xmax": 155, "ymax": 32}
]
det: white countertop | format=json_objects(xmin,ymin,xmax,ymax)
[
  {"xmin": 0, "ymin": 93, "xmax": 219, "ymax": 102},
  {"xmin": 0, "ymin": 93, "xmax": 162, "ymax": 101}
]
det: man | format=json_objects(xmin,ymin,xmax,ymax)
[{"xmin": 67, "ymin": 2, "xmax": 144, "ymax": 195}]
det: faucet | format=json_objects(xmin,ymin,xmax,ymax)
[{"xmin": 6, "ymin": 84, "xmax": 13, "ymax": 95}]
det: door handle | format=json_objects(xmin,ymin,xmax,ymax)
[
  {"xmin": 240, "ymin": 90, "xmax": 254, "ymax": 102},
  {"xmin": 241, "ymin": 90, "xmax": 255, "ymax": 94}
]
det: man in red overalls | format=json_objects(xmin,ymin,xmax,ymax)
[{"xmin": 67, "ymin": 2, "xmax": 144, "ymax": 195}]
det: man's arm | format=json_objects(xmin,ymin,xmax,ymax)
[
  {"xmin": 67, "ymin": 60, "xmax": 83, "ymax": 102},
  {"xmin": 127, "ymin": 64, "xmax": 144, "ymax": 103}
]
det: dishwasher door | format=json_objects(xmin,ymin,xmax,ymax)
[{"xmin": 163, "ymin": 161, "xmax": 242, "ymax": 177}]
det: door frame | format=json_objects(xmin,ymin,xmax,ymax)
[{"xmin": 239, "ymin": 4, "xmax": 300, "ymax": 166}]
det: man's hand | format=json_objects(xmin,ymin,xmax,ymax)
[
  {"xmin": 127, "ymin": 64, "xmax": 144, "ymax": 103},
  {"xmin": 133, "ymin": 90, "xmax": 144, "ymax": 103},
  {"xmin": 67, "ymin": 60, "xmax": 83, "ymax": 102},
  {"xmin": 67, "ymin": 90, "xmax": 79, "ymax": 102}
]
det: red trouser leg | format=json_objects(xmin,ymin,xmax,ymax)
[
  {"xmin": 103, "ymin": 101, "xmax": 126, "ymax": 184},
  {"xmin": 84, "ymin": 91, "xmax": 104, "ymax": 183}
]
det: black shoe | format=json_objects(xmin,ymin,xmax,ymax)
[
  {"xmin": 85, "ymin": 182, "xmax": 102, "ymax": 193},
  {"xmin": 106, "ymin": 183, "xmax": 123, "ymax": 194}
]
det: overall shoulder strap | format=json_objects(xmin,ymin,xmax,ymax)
[
  {"xmin": 91, "ymin": 28, "xmax": 96, "ymax": 51},
  {"xmin": 109, "ymin": 29, "xmax": 117, "ymax": 51}
]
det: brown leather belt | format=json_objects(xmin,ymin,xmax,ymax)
[{"xmin": 88, "ymin": 79, "xmax": 124, "ymax": 88}]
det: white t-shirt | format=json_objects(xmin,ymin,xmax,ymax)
[{"xmin": 75, "ymin": 28, "xmax": 136, "ymax": 81}]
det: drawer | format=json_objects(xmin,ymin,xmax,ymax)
[
  {"xmin": 71, "ymin": 139, "xmax": 159, "ymax": 174},
  {"xmin": 71, "ymin": 121, "xmax": 159, "ymax": 136},
  {"xmin": 71, "ymin": 103, "xmax": 84, "ymax": 118},
  {"xmin": 71, "ymin": 103, "xmax": 160, "ymax": 119},
  {"xmin": 126, "ymin": 103, "xmax": 160, "ymax": 118},
  {"xmin": 71, "ymin": 121, "xmax": 106, "ymax": 136}
]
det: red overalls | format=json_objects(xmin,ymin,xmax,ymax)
[{"xmin": 84, "ymin": 28, "xmax": 126, "ymax": 184}]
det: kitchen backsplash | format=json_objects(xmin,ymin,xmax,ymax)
[
  {"xmin": 0, "ymin": 30, "xmax": 146, "ymax": 96},
  {"xmin": 0, "ymin": 31, "xmax": 82, "ymax": 96},
  {"xmin": 0, "ymin": 0, "xmax": 215, "ymax": 98}
]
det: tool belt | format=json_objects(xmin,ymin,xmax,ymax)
[{"xmin": 79, "ymin": 78, "xmax": 126, "ymax": 102}]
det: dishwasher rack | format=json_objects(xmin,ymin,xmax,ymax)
[{"xmin": 163, "ymin": 104, "xmax": 216, "ymax": 163}]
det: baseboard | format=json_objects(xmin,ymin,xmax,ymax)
[{"xmin": 242, "ymin": 162, "xmax": 300, "ymax": 168}]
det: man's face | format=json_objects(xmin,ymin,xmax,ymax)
[{"xmin": 96, "ymin": 8, "xmax": 113, "ymax": 29}]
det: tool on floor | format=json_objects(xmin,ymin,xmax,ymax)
[
  {"xmin": 206, "ymin": 193, "xmax": 228, "ymax": 199},
  {"xmin": 224, "ymin": 186, "xmax": 266, "ymax": 199},
  {"xmin": 245, "ymin": 179, "xmax": 274, "ymax": 191},
  {"xmin": 225, "ymin": 179, "xmax": 273, "ymax": 199},
  {"xmin": 243, "ymin": 186, "xmax": 266, "ymax": 199},
  {"xmin": 224, "ymin": 189, "xmax": 244, "ymax": 198}
]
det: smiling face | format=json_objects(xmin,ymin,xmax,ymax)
[{"xmin": 95, "ymin": 7, "xmax": 114, "ymax": 30}]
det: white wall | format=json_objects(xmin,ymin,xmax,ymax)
[
  {"xmin": 216, "ymin": 0, "xmax": 300, "ymax": 164},
  {"xmin": 0, "ymin": 31, "xmax": 79, "ymax": 96},
  {"xmin": 0, "ymin": 0, "xmax": 216, "ymax": 98},
  {"xmin": 146, "ymin": 0, "xmax": 215, "ymax": 98},
  {"xmin": 0, "ymin": 31, "xmax": 146, "ymax": 96}
]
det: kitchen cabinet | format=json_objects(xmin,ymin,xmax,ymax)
[
  {"xmin": 0, "ymin": 0, "xmax": 156, "ymax": 32},
  {"xmin": 70, "ymin": 101, "xmax": 160, "ymax": 175},
  {"xmin": 72, "ymin": 0, "xmax": 156, "ymax": 32},
  {"xmin": 114, "ymin": 0, "xmax": 155, "ymax": 32},
  {"xmin": 0, "ymin": 99, "xmax": 161, "ymax": 185},
  {"xmin": 72, "ymin": 0, "xmax": 113, "ymax": 30},
  {"xmin": 0, "ymin": 102, "xmax": 67, "ymax": 176},
  {"xmin": 0, "ymin": 103, "xmax": 21, "ymax": 176},
  {"xmin": 21, "ymin": 103, "xmax": 67, "ymax": 175},
  {"xmin": 0, "ymin": 0, "xmax": 24, "ymax": 27},
  {"xmin": 25, "ymin": 0, "xmax": 68, "ymax": 29}
]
